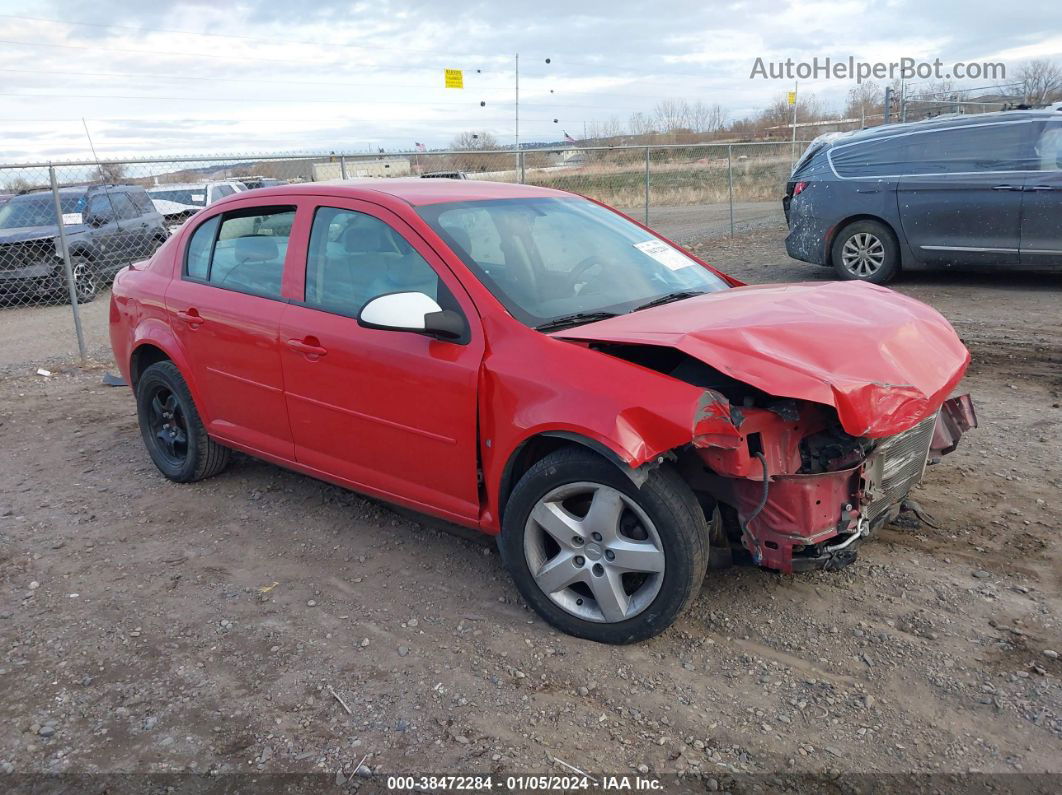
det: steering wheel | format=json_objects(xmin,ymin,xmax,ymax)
[{"xmin": 567, "ymin": 255, "xmax": 604, "ymax": 287}]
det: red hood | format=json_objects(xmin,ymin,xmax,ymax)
[{"xmin": 554, "ymin": 281, "xmax": 970, "ymax": 438}]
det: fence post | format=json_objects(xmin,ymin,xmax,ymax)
[
  {"xmin": 644, "ymin": 146, "xmax": 650, "ymax": 226},
  {"xmin": 339, "ymin": 156, "xmax": 348, "ymax": 180},
  {"xmin": 49, "ymin": 165, "xmax": 87, "ymax": 364},
  {"xmin": 727, "ymin": 145, "xmax": 735, "ymax": 238},
  {"xmin": 518, "ymin": 150, "xmax": 525, "ymax": 184}
]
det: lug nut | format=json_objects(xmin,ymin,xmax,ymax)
[
  {"xmin": 572, "ymin": 536, "xmax": 584, "ymax": 546},
  {"xmin": 592, "ymin": 563, "xmax": 605, "ymax": 577},
  {"xmin": 591, "ymin": 532, "xmax": 602, "ymax": 542},
  {"xmin": 605, "ymin": 549, "xmax": 615, "ymax": 561},
  {"xmin": 574, "ymin": 556, "xmax": 585, "ymax": 567}
]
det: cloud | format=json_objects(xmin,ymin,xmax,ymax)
[{"xmin": 0, "ymin": 0, "xmax": 1058, "ymax": 160}]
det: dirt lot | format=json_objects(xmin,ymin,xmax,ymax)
[{"xmin": 0, "ymin": 228, "xmax": 1059, "ymax": 789}]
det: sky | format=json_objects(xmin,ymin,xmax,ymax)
[{"xmin": 1, "ymin": 0, "xmax": 1060, "ymax": 162}]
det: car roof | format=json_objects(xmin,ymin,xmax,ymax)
[
  {"xmin": 234, "ymin": 178, "xmax": 570, "ymax": 206},
  {"xmin": 147, "ymin": 181, "xmax": 236, "ymax": 191},
  {"xmin": 825, "ymin": 108, "xmax": 1061, "ymax": 148}
]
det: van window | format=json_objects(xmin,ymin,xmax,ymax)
[
  {"xmin": 829, "ymin": 135, "xmax": 911, "ymax": 178},
  {"xmin": 903, "ymin": 122, "xmax": 1039, "ymax": 173},
  {"xmin": 1035, "ymin": 122, "xmax": 1062, "ymax": 171}
]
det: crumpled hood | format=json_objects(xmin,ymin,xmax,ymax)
[{"xmin": 554, "ymin": 281, "xmax": 970, "ymax": 438}]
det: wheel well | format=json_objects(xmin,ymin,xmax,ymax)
[
  {"xmin": 826, "ymin": 215, "xmax": 899, "ymax": 267},
  {"xmin": 130, "ymin": 344, "xmax": 171, "ymax": 386},
  {"xmin": 68, "ymin": 247, "xmax": 94, "ymax": 261},
  {"xmin": 498, "ymin": 433, "xmax": 627, "ymax": 522}
]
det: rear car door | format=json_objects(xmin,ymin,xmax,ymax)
[
  {"xmin": 164, "ymin": 203, "xmax": 297, "ymax": 460},
  {"xmin": 108, "ymin": 192, "xmax": 147, "ymax": 266},
  {"xmin": 84, "ymin": 193, "xmax": 123, "ymax": 273},
  {"xmin": 277, "ymin": 200, "xmax": 484, "ymax": 522},
  {"xmin": 1020, "ymin": 120, "xmax": 1062, "ymax": 267},
  {"xmin": 896, "ymin": 119, "xmax": 1040, "ymax": 267}
]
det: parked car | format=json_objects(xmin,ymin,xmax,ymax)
[
  {"xmin": 151, "ymin": 199, "xmax": 202, "ymax": 235},
  {"xmin": 109, "ymin": 180, "xmax": 975, "ymax": 643},
  {"xmin": 785, "ymin": 106, "xmax": 1062, "ymax": 283},
  {"xmin": 147, "ymin": 180, "xmax": 245, "ymax": 210},
  {"xmin": 239, "ymin": 177, "xmax": 285, "ymax": 190},
  {"xmin": 420, "ymin": 171, "xmax": 468, "ymax": 179},
  {"xmin": 0, "ymin": 184, "xmax": 168, "ymax": 303}
]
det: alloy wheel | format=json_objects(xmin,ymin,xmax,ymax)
[
  {"xmin": 840, "ymin": 232, "xmax": 885, "ymax": 278},
  {"xmin": 72, "ymin": 260, "xmax": 99, "ymax": 302},
  {"xmin": 523, "ymin": 482, "xmax": 665, "ymax": 623},
  {"xmin": 146, "ymin": 387, "xmax": 189, "ymax": 467}
]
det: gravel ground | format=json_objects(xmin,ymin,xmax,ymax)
[{"xmin": 0, "ymin": 228, "xmax": 1059, "ymax": 789}]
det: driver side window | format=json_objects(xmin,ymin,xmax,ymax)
[{"xmin": 304, "ymin": 207, "xmax": 442, "ymax": 318}]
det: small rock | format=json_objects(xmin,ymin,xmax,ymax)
[
  {"xmin": 637, "ymin": 764, "xmax": 650, "ymax": 775},
  {"xmin": 306, "ymin": 600, "xmax": 317, "ymax": 607},
  {"xmin": 407, "ymin": 618, "xmax": 418, "ymax": 628},
  {"xmin": 398, "ymin": 646, "xmax": 409, "ymax": 657},
  {"xmin": 37, "ymin": 726, "xmax": 55, "ymax": 738},
  {"xmin": 1043, "ymin": 649, "xmax": 1058, "ymax": 659},
  {"xmin": 28, "ymin": 581, "xmax": 40, "ymax": 590},
  {"xmin": 360, "ymin": 638, "xmax": 370, "ymax": 647},
  {"xmin": 972, "ymin": 570, "xmax": 991, "ymax": 579}
]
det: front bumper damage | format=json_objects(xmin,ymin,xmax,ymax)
[{"xmin": 686, "ymin": 391, "xmax": 976, "ymax": 573}]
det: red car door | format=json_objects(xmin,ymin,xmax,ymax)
[
  {"xmin": 165, "ymin": 204, "xmax": 298, "ymax": 461},
  {"xmin": 277, "ymin": 199, "xmax": 484, "ymax": 522}
]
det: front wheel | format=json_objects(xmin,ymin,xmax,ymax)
[
  {"xmin": 135, "ymin": 361, "xmax": 230, "ymax": 483},
  {"xmin": 70, "ymin": 256, "xmax": 101, "ymax": 304},
  {"xmin": 831, "ymin": 220, "xmax": 900, "ymax": 284},
  {"xmin": 499, "ymin": 448, "xmax": 708, "ymax": 644}
]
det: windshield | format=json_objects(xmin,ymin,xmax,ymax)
[
  {"xmin": 417, "ymin": 197, "xmax": 728, "ymax": 328},
  {"xmin": 0, "ymin": 193, "xmax": 86, "ymax": 229},
  {"xmin": 148, "ymin": 188, "xmax": 207, "ymax": 207}
]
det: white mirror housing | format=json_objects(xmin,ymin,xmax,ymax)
[{"xmin": 359, "ymin": 292, "xmax": 443, "ymax": 331}]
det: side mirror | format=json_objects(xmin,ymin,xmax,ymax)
[{"xmin": 358, "ymin": 292, "xmax": 466, "ymax": 341}]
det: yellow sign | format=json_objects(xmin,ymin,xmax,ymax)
[
  {"xmin": 445, "ymin": 69, "xmax": 464, "ymax": 89},
  {"xmin": 787, "ymin": 90, "xmax": 797, "ymax": 106}
]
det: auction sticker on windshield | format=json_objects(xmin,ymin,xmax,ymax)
[{"xmin": 634, "ymin": 239, "xmax": 695, "ymax": 270}]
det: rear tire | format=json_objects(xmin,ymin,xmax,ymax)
[
  {"xmin": 831, "ymin": 220, "xmax": 900, "ymax": 284},
  {"xmin": 136, "ymin": 361, "xmax": 230, "ymax": 483},
  {"xmin": 499, "ymin": 447, "xmax": 708, "ymax": 644}
]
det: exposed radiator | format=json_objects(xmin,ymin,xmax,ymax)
[{"xmin": 865, "ymin": 412, "xmax": 938, "ymax": 521}]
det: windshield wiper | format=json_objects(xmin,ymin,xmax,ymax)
[
  {"xmin": 632, "ymin": 290, "xmax": 705, "ymax": 312},
  {"xmin": 535, "ymin": 311, "xmax": 619, "ymax": 332}
]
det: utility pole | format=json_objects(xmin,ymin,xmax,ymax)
[
  {"xmin": 790, "ymin": 81, "xmax": 798, "ymax": 167},
  {"xmin": 514, "ymin": 52, "xmax": 520, "ymax": 183},
  {"xmin": 883, "ymin": 86, "xmax": 892, "ymax": 124}
]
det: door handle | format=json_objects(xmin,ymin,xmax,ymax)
[
  {"xmin": 991, "ymin": 184, "xmax": 1022, "ymax": 191},
  {"xmin": 176, "ymin": 309, "xmax": 204, "ymax": 326},
  {"xmin": 286, "ymin": 338, "xmax": 328, "ymax": 357},
  {"xmin": 1026, "ymin": 185, "xmax": 1056, "ymax": 191}
]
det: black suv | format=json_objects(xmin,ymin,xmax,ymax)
[
  {"xmin": 784, "ymin": 106, "xmax": 1062, "ymax": 283},
  {"xmin": 0, "ymin": 184, "xmax": 168, "ymax": 303}
]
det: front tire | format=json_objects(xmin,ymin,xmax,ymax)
[
  {"xmin": 499, "ymin": 448, "xmax": 708, "ymax": 644},
  {"xmin": 70, "ymin": 256, "xmax": 101, "ymax": 304},
  {"xmin": 135, "ymin": 361, "xmax": 230, "ymax": 483},
  {"xmin": 831, "ymin": 220, "xmax": 900, "ymax": 284}
]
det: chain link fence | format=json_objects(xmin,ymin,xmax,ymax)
[{"xmin": 0, "ymin": 141, "xmax": 807, "ymax": 374}]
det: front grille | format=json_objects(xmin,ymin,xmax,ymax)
[
  {"xmin": 865, "ymin": 412, "xmax": 937, "ymax": 521},
  {"xmin": 0, "ymin": 240, "xmax": 56, "ymax": 273}
]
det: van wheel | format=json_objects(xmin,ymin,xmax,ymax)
[
  {"xmin": 136, "ymin": 361, "xmax": 230, "ymax": 483},
  {"xmin": 499, "ymin": 448, "xmax": 708, "ymax": 644},
  {"xmin": 832, "ymin": 220, "xmax": 900, "ymax": 284}
]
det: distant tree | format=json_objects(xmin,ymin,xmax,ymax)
[
  {"xmin": 844, "ymin": 80, "xmax": 884, "ymax": 122},
  {"xmin": 449, "ymin": 130, "xmax": 500, "ymax": 151},
  {"xmin": 3, "ymin": 176, "xmax": 33, "ymax": 193},
  {"xmin": 1016, "ymin": 59, "xmax": 1062, "ymax": 104},
  {"xmin": 96, "ymin": 161, "xmax": 127, "ymax": 184},
  {"xmin": 448, "ymin": 131, "xmax": 501, "ymax": 172}
]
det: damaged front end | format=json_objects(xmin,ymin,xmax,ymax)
[{"xmin": 683, "ymin": 389, "xmax": 976, "ymax": 573}]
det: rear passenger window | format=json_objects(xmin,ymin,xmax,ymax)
[
  {"xmin": 1035, "ymin": 122, "xmax": 1062, "ymax": 171},
  {"xmin": 185, "ymin": 215, "xmax": 220, "ymax": 280},
  {"xmin": 111, "ymin": 193, "xmax": 140, "ymax": 221},
  {"xmin": 183, "ymin": 207, "xmax": 293, "ymax": 299},
  {"xmin": 903, "ymin": 122, "xmax": 1039, "ymax": 173},
  {"xmin": 304, "ymin": 207, "xmax": 441, "ymax": 317}
]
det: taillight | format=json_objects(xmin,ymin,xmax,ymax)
[{"xmin": 792, "ymin": 181, "xmax": 809, "ymax": 197}]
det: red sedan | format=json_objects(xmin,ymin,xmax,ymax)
[{"xmin": 109, "ymin": 180, "xmax": 975, "ymax": 643}]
